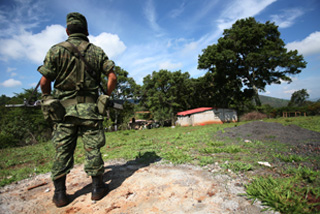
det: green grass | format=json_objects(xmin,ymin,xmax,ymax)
[
  {"xmin": 274, "ymin": 153, "xmax": 306, "ymax": 162},
  {"xmin": 264, "ymin": 116, "xmax": 320, "ymax": 132},
  {"xmin": 245, "ymin": 174, "xmax": 320, "ymax": 213},
  {"xmin": 1, "ymin": 115, "xmax": 320, "ymax": 213}
]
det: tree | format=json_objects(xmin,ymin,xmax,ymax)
[
  {"xmin": 101, "ymin": 66, "xmax": 139, "ymax": 129},
  {"xmin": 198, "ymin": 17, "xmax": 307, "ymax": 107},
  {"xmin": 0, "ymin": 95, "xmax": 11, "ymax": 106},
  {"xmin": 140, "ymin": 70, "xmax": 192, "ymax": 125},
  {"xmin": 288, "ymin": 89, "xmax": 309, "ymax": 107},
  {"xmin": 110, "ymin": 66, "xmax": 139, "ymax": 101},
  {"xmin": 189, "ymin": 72, "xmax": 216, "ymax": 108}
]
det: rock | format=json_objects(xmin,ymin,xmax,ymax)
[{"xmin": 258, "ymin": 161, "xmax": 272, "ymax": 167}]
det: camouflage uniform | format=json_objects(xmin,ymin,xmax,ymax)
[{"xmin": 38, "ymin": 16, "xmax": 114, "ymax": 181}]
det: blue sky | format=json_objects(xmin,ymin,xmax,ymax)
[{"xmin": 0, "ymin": 0, "xmax": 319, "ymax": 100}]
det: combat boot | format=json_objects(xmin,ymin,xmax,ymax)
[
  {"xmin": 91, "ymin": 174, "xmax": 108, "ymax": 200},
  {"xmin": 52, "ymin": 175, "xmax": 69, "ymax": 207}
]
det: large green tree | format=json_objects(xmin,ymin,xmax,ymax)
[
  {"xmin": 189, "ymin": 72, "xmax": 217, "ymax": 108},
  {"xmin": 288, "ymin": 89, "xmax": 309, "ymax": 107},
  {"xmin": 140, "ymin": 70, "xmax": 192, "ymax": 125},
  {"xmin": 198, "ymin": 17, "xmax": 307, "ymax": 107}
]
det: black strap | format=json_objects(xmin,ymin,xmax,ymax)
[
  {"xmin": 26, "ymin": 79, "xmax": 41, "ymax": 105},
  {"xmin": 67, "ymin": 41, "xmax": 108, "ymax": 95}
]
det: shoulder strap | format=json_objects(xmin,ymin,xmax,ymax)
[{"xmin": 58, "ymin": 41, "xmax": 108, "ymax": 95}]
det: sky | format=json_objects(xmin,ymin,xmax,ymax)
[{"xmin": 0, "ymin": 0, "xmax": 319, "ymax": 100}]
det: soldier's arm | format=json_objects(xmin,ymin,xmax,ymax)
[
  {"xmin": 40, "ymin": 76, "xmax": 52, "ymax": 96},
  {"xmin": 107, "ymin": 69, "xmax": 117, "ymax": 96}
]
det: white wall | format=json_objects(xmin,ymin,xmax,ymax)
[{"xmin": 176, "ymin": 108, "xmax": 237, "ymax": 126}]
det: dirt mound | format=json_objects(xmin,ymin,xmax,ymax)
[
  {"xmin": 220, "ymin": 121, "xmax": 320, "ymax": 146},
  {"xmin": 216, "ymin": 121, "xmax": 320, "ymax": 171},
  {"xmin": 0, "ymin": 159, "xmax": 277, "ymax": 214}
]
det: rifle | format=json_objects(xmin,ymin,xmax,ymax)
[
  {"xmin": 5, "ymin": 80, "xmax": 42, "ymax": 108},
  {"xmin": 5, "ymin": 79, "xmax": 123, "ymax": 110}
]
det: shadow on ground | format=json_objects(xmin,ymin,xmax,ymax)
[{"xmin": 68, "ymin": 151, "xmax": 161, "ymax": 202}]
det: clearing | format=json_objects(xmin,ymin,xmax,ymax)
[{"xmin": 1, "ymin": 121, "xmax": 319, "ymax": 214}]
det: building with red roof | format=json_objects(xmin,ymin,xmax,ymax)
[{"xmin": 176, "ymin": 107, "xmax": 237, "ymax": 126}]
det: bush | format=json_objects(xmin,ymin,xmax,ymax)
[
  {"xmin": 240, "ymin": 111, "xmax": 268, "ymax": 121},
  {"xmin": 307, "ymin": 102, "xmax": 320, "ymax": 115},
  {"xmin": 0, "ymin": 133, "xmax": 18, "ymax": 149},
  {"xmin": 0, "ymin": 107, "xmax": 51, "ymax": 148}
]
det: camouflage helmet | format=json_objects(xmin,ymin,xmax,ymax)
[{"xmin": 66, "ymin": 12, "xmax": 88, "ymax": 30}]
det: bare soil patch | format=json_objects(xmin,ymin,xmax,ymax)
[
  {"xmin": 218, "ymin": 121, "xmax": 320, "ymax": 169},
  {"xmin": 220, "ymin": 121, "xmax": 320, "ymax": 148},
  {"xmin": 0, "ymin": 160, "xmax": 277, "ymax": 214}
]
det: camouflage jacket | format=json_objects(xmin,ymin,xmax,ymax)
[{"xmin": 38, "ymin": 33, "xmax": 115, "ymax": 120}]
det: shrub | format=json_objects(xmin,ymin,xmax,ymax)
[
  {"xmin": 240, "ymin": 111, "xmax": 268, "ymax": 121},
  {"xmin": 0, "ymin": 133, "xmax": 18, "ymax": 149}
]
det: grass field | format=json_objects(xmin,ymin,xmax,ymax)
[{"xmin": 1, "ymin": 116, "xmax": 319, "ymax": 213}]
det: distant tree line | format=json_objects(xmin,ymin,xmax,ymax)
[{"xmin": 1, "ymin": 17, "xmax": 318, "ymax": 148}]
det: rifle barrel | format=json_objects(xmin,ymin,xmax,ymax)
[{"xmin": 5, "ymin": 104, "xmax": 26, "ymax": 107}]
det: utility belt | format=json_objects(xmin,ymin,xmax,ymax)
[
  {"xmin": 41, "ymin": 95, "xmax": 109, "ymax": 123},
  {"xmin": 60, "ymin": 96, "xmax": 96, "ymax": 108}
]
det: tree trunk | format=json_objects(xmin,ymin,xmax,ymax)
[{"xmin": 253, "ymin": 85, "xmax": 261, "ymax": 106}]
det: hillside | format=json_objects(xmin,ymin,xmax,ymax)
[{"xmin": 259, "ymin": 95, "xmax": 289, "ymax": 108}]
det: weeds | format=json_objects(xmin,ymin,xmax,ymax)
[
  {"xmin": 283, "ymin": 165, "xmax": 320, "ymax": 183},
  {"xmin": 162, "ymin": 149, "xmax": 193, "ymax": 164},
  {"xmin": 274, "ymin": 153, "xmax": 305, "ymax": 162},
  {"xmin": 221, "ymin": 161, "xmax": 253, "ymax": 172},
  {"xmin": 198, "ymin": 156, "xmax": 215, "ymax": 166},
  {"xmin": 199, "ymin": 145, "xmax": 242, "ymax": 154},
  {"xmin": 245, "ymin": 175, "xmax": 320, "ymax": 213}
]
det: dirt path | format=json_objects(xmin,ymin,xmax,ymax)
[{"xmin": 0, "ymin": 159, "xmax": 278, "ymax": 214}]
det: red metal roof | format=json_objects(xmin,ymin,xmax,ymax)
[{"xmin": 177, "ymin": 107, "xmax": 213, "ymax": 116}]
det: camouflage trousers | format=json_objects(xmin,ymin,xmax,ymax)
[{"xmin": 51, "ymin": 117, "xmax": 105, "ymax": 180}]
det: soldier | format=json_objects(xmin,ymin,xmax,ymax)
[{"xmin": 38, "ymin": 12, "xmax": 117, "ymax": 207}]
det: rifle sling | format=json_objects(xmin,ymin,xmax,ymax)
[{"xmin": 66, "ymin": 41, "xmax": 108, "ymax": 95}]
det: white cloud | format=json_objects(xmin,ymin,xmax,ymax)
[
  {"xmin": 263, "ymin": 74, "xmax": 320, "ymax": 100},
  {"xmin": 29, "ymin": 82, "xmax": 38, "ymax": 87},
  {"xmin": 143, "ymin": 0, "xmax": 163, "ymax": 35},
  {"xmin": 0, "ymin": 0, "xmax": 46, "ymax": 38},
  {"xmin": 189, "ymin": 0, "xmax": 219, "ymax": 26},
  {"xmin": 270, "ymin": 8, "xmax": 304, "ymax": 28},
  {"xmin": 261, "ymin": 90, "xmax": 271, "ymax": 95},
  {"xmin": 0, "ymin": 39, "xmax": 25, "ymax": 60},
  {"xmin": 169, "ymin": 2, "xmax": 186, "ymax": 18},
  {"xmin": 89, "ymin": 33, "xmax": 126, "ymax": 59},
  {"xmin": 284, "ymin": 89, "xmax": 296, "ymax": 95},
  {"xmin": 191, "ymin": 0, "xmax": 277, "ymax": 60},
  {"xmin": 1, "ymin": 79, "xmax": 22, "ymax": 87},
  {"xmin": 159, "ymin": 61, "xmax": 183, "ymax": 70},
  {"xmin": 5, "ymin": 67, "xmax": 17, "ymax": 77},
  {"xmin": 182, "ymin": 42, "xmax": 198, "ymax": 55},
  {"xmin": 286, "ymin": 31, "xmax": 320, "ymax": 56},
  {"xmin": 218, "ymin": 0, "xmax": 277, "ymax": 31},
  {"xmin": 0, "ymin": 25, "xmax": 66, "ymax": 64},
  {"xmin": 0, "ymin": 25, "xmax": 126, "ymax": 64},
  {"xmin": 6, "ymin": 67, "xmax": 16, "ymax": 73}
]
